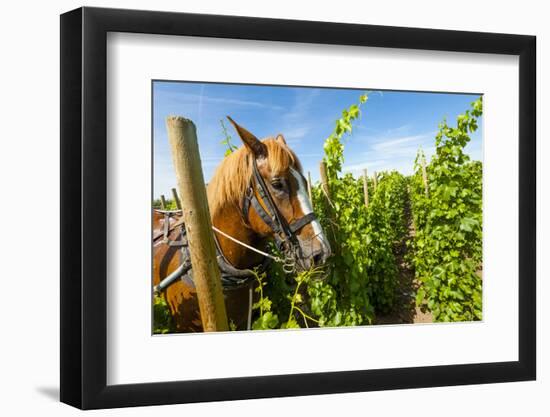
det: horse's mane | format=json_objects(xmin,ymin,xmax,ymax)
[{"xmin": 207, "ymin": 138, "xmax": 302, "ymax": 217}]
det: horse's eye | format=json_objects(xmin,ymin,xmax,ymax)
[{"xmin": 271, "ymin": 179, "xmax": 285, "ymax": 191}]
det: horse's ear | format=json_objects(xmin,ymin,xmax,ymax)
[
  {"xmin": 227, "ymin": 116, "xmax": 267, "ymax": 158},
  {"xmin": 275, "ymin": 134, "xmax": 287, "ymax": 146}
]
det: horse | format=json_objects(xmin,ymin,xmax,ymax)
[{"xmin": 152, "ymin": 117, "xmax": 331, "ymax": 332}]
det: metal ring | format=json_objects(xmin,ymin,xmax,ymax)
[{"xmin": 283, "ymin": 255, "xmax": 296, "ymax": 274}]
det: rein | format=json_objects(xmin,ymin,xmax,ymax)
[
  {"xmin": 211, "ymin": 225, "xmax": 283, "ymax": 263},
  {"xmin": 153, "ymin": 212, "xmax": 281, "ymax": 262}
]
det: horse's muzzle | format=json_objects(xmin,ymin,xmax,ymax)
[{"xmin": 295, "ymin": 236, "xmax": 331, "ymax": 271}]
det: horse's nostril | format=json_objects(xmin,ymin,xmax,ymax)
[{"xmin": 313, "ymin": 252, "xmax": 324, "ymax": 265}]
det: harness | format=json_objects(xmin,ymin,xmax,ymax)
[
  {"xmin": 154, "ymin": 160, "xmax": 318, "ymax": 308},
  {"xmin": 153, "ymin": 211, "xmax": 272, "ymax": 293}
]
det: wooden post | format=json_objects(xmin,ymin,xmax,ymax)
[
  {"xmin": 319, "ymin": 161, "xmax": 330, "ymax": 200},
  {"xmin": 159, "ymin": 194, "xmax": 167, "ymax": 210},
  {"xmin": 362, "ymin": 169, "xmax": 369, "ymax": 208},
  {"xmin": 171, "ymin": 187, "xmax": 182, "ymax": 210},
  {"xmin": 421, "ymin": 156, "xmax": 429, "ymax": 197},
  {"xmin": 373, "ymin": 171, "xmax": 378, "ymax": 192},
  {"xmin": 165, "ymin": 116, "xmax": 229, "ymax": 332},
  {"xmin": 307, "ymin": 171, "xmax": 313, "ymax": 207}
]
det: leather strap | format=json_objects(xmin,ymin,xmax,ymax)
[
  {"xmin": 250, "ymin": 192, "xmax": 280, "ymax": 233},
  {"xmin": 252, "ymin": 159, "xmax": 295, "ymax": 242},
  {"xmin": 289, "ymin": 212, "xmax": 317, "ymax": 233},
  {"xmin": 163, "ymin": 212, "xmax": 171, "ymax": 240}
]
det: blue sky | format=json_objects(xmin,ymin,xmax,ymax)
[{"xmin": 153, "ymin": 81, "xmax": 482, "ymax": 199}]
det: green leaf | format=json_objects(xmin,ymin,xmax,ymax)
[
  {"xmin": 252, "ymin": 312, "xmax": 279, "ymax": 330},
  {"xmin": 281, "ymin": 317, "xmax": 300, "ymax": 329},
  {"xmin": 460, "ymin": 217, "xmax": 478, "ymax": 232},
  {"xmin": 416, "ymin": 287, "xmax": 426, "ymax": 306}
]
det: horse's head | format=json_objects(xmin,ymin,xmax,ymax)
[{"xmin": 226, "ymin": 117, "xmax": 331, "ymax": 272}]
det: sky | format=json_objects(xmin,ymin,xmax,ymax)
[{"xmin": 153, "ymin": 81, "xmax": 482, "ymax": 199}]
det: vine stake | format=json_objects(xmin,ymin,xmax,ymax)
[
  {"xmin": 171, "ymin": 187, "xmax": 182, "ymax": 210},
  {"xmin": 319, "ymin": 161, "xmax": 331, "ymax": 200},
  {"xmin": 421, "ymin": 154, "xmax": 429, "ymax": 197},
  {"xmin": 166, "ymin": 116, "xmax": 229, "ymax": 332},
  {"xmin": 307, "ymin": 171, "xmax": 314, "ymax": 208}
]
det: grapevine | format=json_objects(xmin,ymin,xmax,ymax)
[
  {"xmin": 153, "ymin": 93, "xmax": 484, "ymax": 332},
  {"xmin": 409, "ymin": 97, "xmax": 483, "ymax": 322}
]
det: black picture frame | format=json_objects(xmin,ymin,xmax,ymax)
[{"xmin": 60, "ymin": 6, "xmax": 536, "ymax": 410}]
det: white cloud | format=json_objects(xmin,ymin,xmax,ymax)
[
  {"xmin": 282, "ymin": 89, "xmax": 321, "ymax": 124},
  {"xmin": 371, "ymin": 134, "xmax": 431, "ymax": 151},
  {"xmin": 342, "ymin": 129, "xmax": 438, "ymax": 177},
  {"xmin": 282, "ymin": 126, "xmax": 310, "ymax": 141},
  {"xmin": 343, "ymin": 159, "xmax": 388, "ymax": 172},
  {"xmin": 385, "ymin": 124, "xmax": 412, "ymax": 136},
  {"xmin": 157, "ymin": 90, "xmax": 284, "ymax": 111}
]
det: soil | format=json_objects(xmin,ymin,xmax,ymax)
[{"xmin": 374, "ymin": 196, "xmax": 433, "ymax": 325}]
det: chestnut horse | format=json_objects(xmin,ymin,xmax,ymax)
[{"xmin": 153, "ymin": 118, "xmax": 331, "ymax": 332}]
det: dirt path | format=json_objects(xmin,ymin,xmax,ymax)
[{"xmin": 374, "ymin": 194, "xmax": 433, "ymax": 325}]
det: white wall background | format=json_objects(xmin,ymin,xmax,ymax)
[{"xmin": 0, "ymin": 0, "xmax": 546, "ymax": 415}]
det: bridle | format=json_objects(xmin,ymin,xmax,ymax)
[
  {"xmin": 242, "ymin": 158, "xmax": 318, "ymax": 272},
  {"xmin": 154, "ymin": 158, "xmax": 319, "ymax": 294}
]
